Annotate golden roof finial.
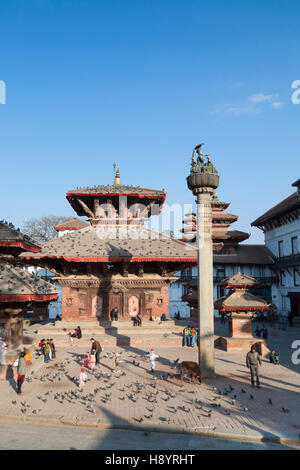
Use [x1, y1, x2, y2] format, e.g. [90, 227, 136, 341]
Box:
[113, 168, 122, 186]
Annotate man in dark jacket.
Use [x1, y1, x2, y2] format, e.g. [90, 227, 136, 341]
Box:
[246, 346, 262, 388]
[90, 338, 102, 365]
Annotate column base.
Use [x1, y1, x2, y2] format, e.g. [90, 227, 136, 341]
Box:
[214, 336, 270, 358]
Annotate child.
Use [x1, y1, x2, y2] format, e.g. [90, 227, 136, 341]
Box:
[115, 353, 121, 371]
[83, 354, 89, 368]
[145, 349, 159, 373]
[79, 368, 87, 390]
[24, 349, 32, 366]
[89, 350, 96, 369]
[39, 339, 45, 356]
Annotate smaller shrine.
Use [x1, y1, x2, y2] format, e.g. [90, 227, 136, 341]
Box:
[0, 221, 59, 376]
[214, 273, 270, 354]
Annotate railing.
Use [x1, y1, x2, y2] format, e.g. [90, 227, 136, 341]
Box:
[274, 253, 300, 268]
[179, 274, 278, 285]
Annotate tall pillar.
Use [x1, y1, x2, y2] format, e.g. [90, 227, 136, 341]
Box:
[196, 190, 215, 376]
[187, 144, 219, 378]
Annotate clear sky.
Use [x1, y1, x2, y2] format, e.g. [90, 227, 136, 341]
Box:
[0, 0, 300, 243]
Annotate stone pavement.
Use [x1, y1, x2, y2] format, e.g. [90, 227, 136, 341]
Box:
[0, 321, 299, 448]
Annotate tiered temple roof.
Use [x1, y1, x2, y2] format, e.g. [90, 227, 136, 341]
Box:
[214, 273, 269, 312]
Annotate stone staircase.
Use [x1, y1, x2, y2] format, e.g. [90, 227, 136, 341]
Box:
[25, 320, 196, 348]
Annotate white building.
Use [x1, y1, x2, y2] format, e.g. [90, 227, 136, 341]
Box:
[252, 178, 300, 323]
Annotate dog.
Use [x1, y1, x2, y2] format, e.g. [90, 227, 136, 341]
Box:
[173, 359, 203, 386]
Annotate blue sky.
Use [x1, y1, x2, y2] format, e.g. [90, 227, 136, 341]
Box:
[0, 0, 300, 243]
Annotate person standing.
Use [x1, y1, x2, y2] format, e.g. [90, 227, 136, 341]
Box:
[90, 338, 102, 365]
[182, 327, 187, 347]
[0, 339, 7, 366]
[49, 339, 56, 359]
[44, 342, 50, 363]
[262, 325, 268, 341]
[246, 346, 262, 388]
[16, 352, 27, 395]
[191, 327, 197, 347]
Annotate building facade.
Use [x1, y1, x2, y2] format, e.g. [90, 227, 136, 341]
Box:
[252, 178, 300, 323]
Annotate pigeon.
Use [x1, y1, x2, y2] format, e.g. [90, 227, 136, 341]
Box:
[268, 398, 272, 405]
[241, 389, 246, 394]
[160, 416, 170, 422]
[32, 409, 41, 414]
[144, 414, 153, 419]
[281, 408, 290, 413]
[225, 410, 230, 415]
[12, 400, 17, 405]
[243, 407, 249, 412]
[136, 417, 143, 423]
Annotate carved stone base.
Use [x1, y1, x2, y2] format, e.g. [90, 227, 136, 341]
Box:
[214, 336, 269, 357]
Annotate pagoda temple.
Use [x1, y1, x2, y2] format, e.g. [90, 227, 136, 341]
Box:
[20, 170, 197, 322]
[180, 191, 250, 251]
[0, 221, 59, 375]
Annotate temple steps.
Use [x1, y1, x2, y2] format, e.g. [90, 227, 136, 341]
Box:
[27, 320, 196, 348]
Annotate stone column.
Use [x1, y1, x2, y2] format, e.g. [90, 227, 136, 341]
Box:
[187, 144, 219, 378]
[196, 190, 215, 377]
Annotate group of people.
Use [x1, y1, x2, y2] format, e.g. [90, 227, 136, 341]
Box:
[39, 339, 56, 363]
[182, 326, 198, 347]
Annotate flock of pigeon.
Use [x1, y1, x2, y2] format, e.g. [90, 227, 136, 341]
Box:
[9, 350, 292, 425]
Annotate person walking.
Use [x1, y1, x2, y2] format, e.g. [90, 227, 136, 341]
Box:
[16, 352, 27, 395]
[90, 338, 102, 365]
[246, 346, 262, 388]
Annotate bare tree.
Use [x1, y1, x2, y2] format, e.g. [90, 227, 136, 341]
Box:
[22, 215, 71, 243]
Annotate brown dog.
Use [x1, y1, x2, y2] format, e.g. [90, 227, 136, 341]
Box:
[179, 361, 203, 386]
